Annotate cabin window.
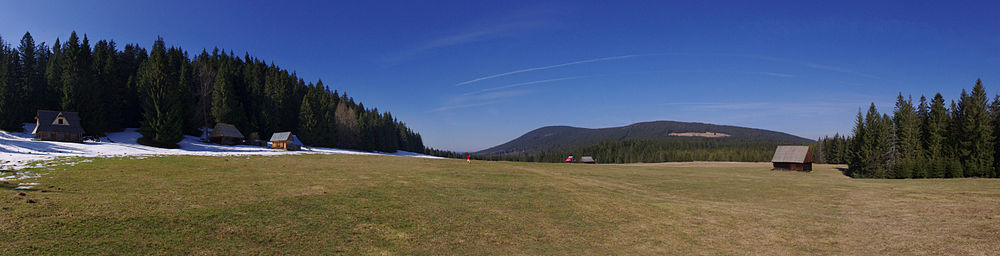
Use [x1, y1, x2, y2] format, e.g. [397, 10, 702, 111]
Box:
[52, 117, 69, 126]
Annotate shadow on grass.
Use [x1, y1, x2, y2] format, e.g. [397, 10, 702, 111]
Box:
[836, 167, 853, 178]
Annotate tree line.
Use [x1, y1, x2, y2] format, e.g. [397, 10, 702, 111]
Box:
[427, 138, 791, 163]
[0, 31, 423, 152]
[813, 133, 849, 164]
[835, 79, 1000, 178]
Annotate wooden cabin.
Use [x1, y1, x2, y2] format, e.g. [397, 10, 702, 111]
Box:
[771, 146, 813, 171]
[208, 123, 245, 145]
[580, 156, 596, 164]
[269, 132, 301, 151]
[32, 110, 85, 143]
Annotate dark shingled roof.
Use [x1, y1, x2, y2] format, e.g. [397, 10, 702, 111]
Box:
[771, 146, 810, 163]
[33, 110, 85, 134]
[209, 123, 245, 139]
[270, 132, 293, 142]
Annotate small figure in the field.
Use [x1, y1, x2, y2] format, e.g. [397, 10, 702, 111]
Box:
[467, 155, 471, 163]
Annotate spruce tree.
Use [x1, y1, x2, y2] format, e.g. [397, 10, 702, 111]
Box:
[19, 32, 45, 122]
[135, 37, 184, 147]
[923, 94, 949, 178]
[892, 93, 921, 178]
[848, 109, 866, 177]
[59, 32, 82, 112]
[990, 95, 1000, 178]
[0, 35, 24, 131]
[211, 59, 246, 128]
[45, 38, 63, 111]
[953, 81, 993, 177]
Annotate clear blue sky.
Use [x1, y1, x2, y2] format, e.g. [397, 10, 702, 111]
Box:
[2, 0, 998, 152]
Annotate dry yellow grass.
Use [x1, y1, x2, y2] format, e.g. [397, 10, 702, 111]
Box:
[1, 155, 998, 255]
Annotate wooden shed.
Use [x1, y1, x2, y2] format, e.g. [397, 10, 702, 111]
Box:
[209, 123, 245, 145]
[771, 146, 813, 171]
[269, 132, 301, 151]
[32, 110, 85, 143]
[580, 156, 596, 164]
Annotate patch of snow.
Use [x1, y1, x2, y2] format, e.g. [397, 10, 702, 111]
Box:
[1, 123, 442, 170]
[14, 186, 33, 190]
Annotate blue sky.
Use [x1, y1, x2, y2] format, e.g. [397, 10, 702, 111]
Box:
[2, 0, 998, 152]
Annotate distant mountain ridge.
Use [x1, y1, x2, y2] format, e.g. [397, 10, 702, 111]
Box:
[475, 121, 813, 155]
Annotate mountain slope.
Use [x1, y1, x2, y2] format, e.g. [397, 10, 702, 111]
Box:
[476, 121, 813, 155]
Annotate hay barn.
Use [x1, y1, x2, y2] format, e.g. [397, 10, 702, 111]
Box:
[771, 145, 812, 171]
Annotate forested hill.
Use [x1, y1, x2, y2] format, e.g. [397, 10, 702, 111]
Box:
[0, 31, 423, 152]
[476, 121, 813, 155]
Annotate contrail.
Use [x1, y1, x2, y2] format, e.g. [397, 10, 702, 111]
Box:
[455, 54, 640, 86]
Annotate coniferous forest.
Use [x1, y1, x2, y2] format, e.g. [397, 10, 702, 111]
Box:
[0, 31, 423, 152]
[824, 79, 1000, 178]
[427, 138, 789, 163]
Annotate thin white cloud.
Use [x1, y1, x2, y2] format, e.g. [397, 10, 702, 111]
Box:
[465, 76, 588, 95]
[718, 53, 880, 79]
[382, 21, 546, 65]
[455, 55, 640, 86]
[432, 89, 534, 113]
[429, 101, 503, 113]
[379, 4, 565, 65]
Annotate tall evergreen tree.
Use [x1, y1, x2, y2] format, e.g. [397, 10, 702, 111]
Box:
[135, 37, 184, 146]
[923, 94, 949, 178]
[990, 95, 1000, 178]
[892, 93, 921, 178]
[19, 32, 46, 122]
[953, 81, 993, 177]
[0, 35, 24, 131]
[848, 109, 866, 177]
[211, 59, 246, 129]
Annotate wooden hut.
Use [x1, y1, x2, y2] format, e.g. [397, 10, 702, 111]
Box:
[269, 132, 301, 151]
[580, 156, 596, 164]
[771, 146, 813, 171]
[209, 123, 245, 145]
[32, 110, 85, 143]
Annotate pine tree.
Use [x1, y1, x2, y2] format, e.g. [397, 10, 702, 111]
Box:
[953, 81, 993, 177]
[848, 109, 866, 177]
[923, 94, 949, 178]
[0, 35, 24, 131]
[44, 38, 63, 111]
[892, 93, 921, 178]
[947, 99, 965, 178]
[59, 32, 82, 112]
[990, 95, 1000, 178]
[20, 32, 46, 122]
[135, 37, 184, 147]
[211, 59, 246, 128]
[297, 83, 324, 146]
[334, 99, 360, 149]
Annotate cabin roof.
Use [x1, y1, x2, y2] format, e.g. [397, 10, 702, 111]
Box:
[34, 110, 85, 134]
[209, 123, 244, 139]
[771, 146, 811, 163]
[270, 132, 293, 142]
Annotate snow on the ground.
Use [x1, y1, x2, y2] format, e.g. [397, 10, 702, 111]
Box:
[1, 123, 441, 172]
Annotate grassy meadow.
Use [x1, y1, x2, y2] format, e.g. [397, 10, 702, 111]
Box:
[2, 155, 999, 255]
